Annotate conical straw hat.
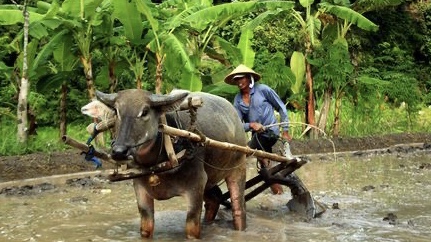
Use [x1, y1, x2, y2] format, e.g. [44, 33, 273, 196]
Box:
[224, 64, 261, 85]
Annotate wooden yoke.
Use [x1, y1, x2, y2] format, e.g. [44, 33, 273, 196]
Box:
[160, 113, 178, 167]
[162, 95, 204, 168]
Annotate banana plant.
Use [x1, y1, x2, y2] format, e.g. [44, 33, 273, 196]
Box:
[1, 0, 121, 142]
[0, 0, 110, 97]
[123, 0, 296, 93]
[234, 6, 300, 102]
[288, 0, 381, 138]
[311, 0, 397, 136]
[33, 0, 114, 99]
[183, 0, 294, 96]
[288, 0, 322, 138]
[0, 1, 54, 142]
[61, 0, 111, 99]
[35, 31, 79, 137]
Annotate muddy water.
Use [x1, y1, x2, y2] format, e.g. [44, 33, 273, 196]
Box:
[1, 152, 431, 241]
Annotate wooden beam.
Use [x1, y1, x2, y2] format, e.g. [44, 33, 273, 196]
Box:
[158, 124, 300, 164]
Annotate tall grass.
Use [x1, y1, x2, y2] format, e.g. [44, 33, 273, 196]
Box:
[339, 102, 431, 136]
[0, 122, 92, 156]
[286, 103, 431, 139]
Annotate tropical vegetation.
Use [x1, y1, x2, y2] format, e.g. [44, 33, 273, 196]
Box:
[1, 0, 431, 155]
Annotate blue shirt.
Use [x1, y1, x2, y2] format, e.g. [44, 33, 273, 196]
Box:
[233, 83, 289, 137]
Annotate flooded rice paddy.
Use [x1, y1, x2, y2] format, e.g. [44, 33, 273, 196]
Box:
[1, 151, 431, 241]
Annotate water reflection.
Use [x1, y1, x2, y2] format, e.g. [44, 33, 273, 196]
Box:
[1, 152, 430, 241]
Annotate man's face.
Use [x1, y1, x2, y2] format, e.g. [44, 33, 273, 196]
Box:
[235, 76, 250, 90]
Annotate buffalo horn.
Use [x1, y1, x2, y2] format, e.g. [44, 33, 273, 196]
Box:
[150, 92, 189, 112]
[95, 90, 117, 107]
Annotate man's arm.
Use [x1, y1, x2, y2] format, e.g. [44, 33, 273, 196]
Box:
[233, 97, 251, 132]
[263, 86, 290, 132]
[281, 130, 292, 142]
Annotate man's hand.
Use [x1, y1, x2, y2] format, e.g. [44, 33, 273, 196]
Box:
[249, 122, 264, 133]
[282, 130, 292, 142]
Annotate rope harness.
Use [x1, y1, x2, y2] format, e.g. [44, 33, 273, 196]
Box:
[81, 124, 102, 168]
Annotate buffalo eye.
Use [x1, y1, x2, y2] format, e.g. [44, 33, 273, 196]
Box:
[138, 106, 150, 119]
[114, 108, 120, 120]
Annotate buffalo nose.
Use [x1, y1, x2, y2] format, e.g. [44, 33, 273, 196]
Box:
[111, 145, 129, 160]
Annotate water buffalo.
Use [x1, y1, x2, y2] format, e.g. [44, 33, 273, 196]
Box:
[95, 89, 247, 239]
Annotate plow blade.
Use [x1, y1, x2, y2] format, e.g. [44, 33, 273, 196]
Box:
[221, 160, 326, 219]
[286, 191, 326, 220]
[283, 173, 326, 219]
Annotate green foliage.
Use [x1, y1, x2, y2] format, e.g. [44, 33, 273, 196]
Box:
[163, 32, 201, 91]
[289, 51, 306, 95]
[363, 42, 422, 111]
[0, 5, 44, 25]
[319, 3, 379, 32]
[351, 0, 403, 13]
[112, 0, 144, 45]
[423, 78, 431, 105]
[0, 121, 90, 156]
[353, 39, 423, 128]
[360, 5, 428, 64]
[311, 40, 354, 93]
[384, 74, 422, 112]
[203, 82, 238, 101]
[337, 100, 431, 136]
[252, 11, 299, 59]
[0, 76, 17, 122]
[420, 2, 431, 62]
[254, 51, 295, 102]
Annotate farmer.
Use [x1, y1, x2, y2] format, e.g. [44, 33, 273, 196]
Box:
[224, 64, 292, 195]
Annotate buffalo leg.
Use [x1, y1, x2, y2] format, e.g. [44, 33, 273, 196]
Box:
[184, 189, 204, 239]
[203, 185, 223, 222]
[225, 170, 246, 231]
[133, 180, 155, 239]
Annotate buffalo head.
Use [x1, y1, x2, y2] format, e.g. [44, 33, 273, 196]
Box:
[96, 89, 189, 161]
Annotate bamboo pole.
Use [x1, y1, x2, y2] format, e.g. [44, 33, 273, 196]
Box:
[158, 124, 299, 164]
[62, 135, 118, 165]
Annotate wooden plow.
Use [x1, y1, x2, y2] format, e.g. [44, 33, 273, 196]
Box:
[159, 124, 326, 219]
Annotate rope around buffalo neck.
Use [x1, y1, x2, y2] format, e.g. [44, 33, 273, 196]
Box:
[196, 153, 248, 171]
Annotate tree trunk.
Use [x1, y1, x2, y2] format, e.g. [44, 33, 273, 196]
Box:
[305, 60, 317, 139]
[108, 60, 117, 93]
[332, 94, 342, 137]
[136, 76, 142, 90]
[27, 105, 37, 136]
[317, 86, 332, 136]
[59, 82, 67, 138]
[155, 53, 163, 94]
[17, 4, 29, 143]
[80, 55, 104, 146]
[80, 56, 95, 99]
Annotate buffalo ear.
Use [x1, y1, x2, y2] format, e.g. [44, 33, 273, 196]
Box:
[149, 91, 189, 113]
[95, 90, 117, 108]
